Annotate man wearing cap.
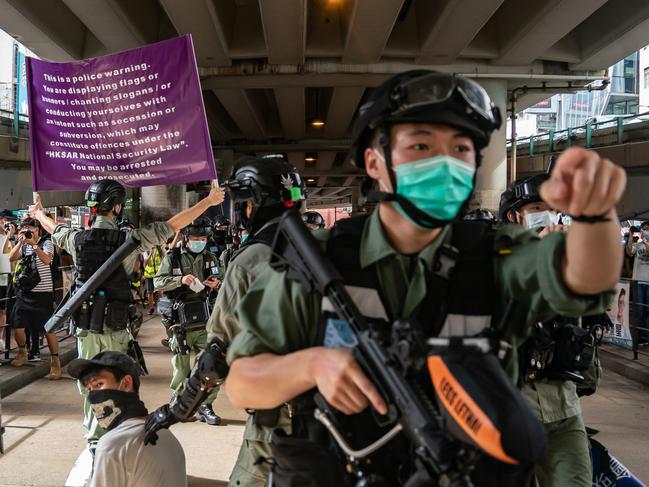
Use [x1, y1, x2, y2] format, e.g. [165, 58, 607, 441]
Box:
[69, 351, 186, 487]
[29, 178, 224, 447]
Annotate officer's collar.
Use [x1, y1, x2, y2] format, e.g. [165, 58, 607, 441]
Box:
[360, 208, 450, 271]
[92, 216, 118, 229]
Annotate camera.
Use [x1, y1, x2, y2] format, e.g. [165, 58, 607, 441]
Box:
[21, 230, 33, 240]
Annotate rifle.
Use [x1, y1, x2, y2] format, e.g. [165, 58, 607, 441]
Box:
[270, 210, 546, 486]
[45, 236, 140, 333]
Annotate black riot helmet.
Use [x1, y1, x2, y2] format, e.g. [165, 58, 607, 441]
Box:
[85, 179, 127, 213]
[182, 217, 212, 237]
[350, 70, 501, 168]
[224, 154, 306, 233]
[463, 208, 496, 223]
[302, 211, 325, 229]
[349, 70, 501, 229]
[213, 214, 230, 228]
[498, 174, 548, 222]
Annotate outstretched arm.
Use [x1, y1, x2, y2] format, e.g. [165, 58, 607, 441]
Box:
[540, 147, 626, 295]
[167, 183, 225, 233]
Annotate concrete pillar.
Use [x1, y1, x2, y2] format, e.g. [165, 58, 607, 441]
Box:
[473, 79, 508, 212]
[140, 184, 187, 225]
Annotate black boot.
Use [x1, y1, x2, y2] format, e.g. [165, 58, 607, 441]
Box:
[196, 404, 222, 426]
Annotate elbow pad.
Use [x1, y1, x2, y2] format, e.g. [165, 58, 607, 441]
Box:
[169, 336, 229, 421]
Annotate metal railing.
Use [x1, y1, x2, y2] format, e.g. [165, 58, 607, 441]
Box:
[508, 110, 649, 156]
[0, 266, 76, 363]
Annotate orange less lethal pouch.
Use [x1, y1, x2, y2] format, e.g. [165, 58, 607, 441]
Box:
[427, 351, 547, 465]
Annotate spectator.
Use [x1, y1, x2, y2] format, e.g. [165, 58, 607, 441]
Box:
[0, 216, 14, 329]
[626, 221, 649, 343]
[8, 218, 61, 379]
[622, 226, 637, 279]
[68, 351, 187, 487]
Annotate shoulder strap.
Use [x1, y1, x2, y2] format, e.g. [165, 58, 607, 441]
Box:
[326, 215, 374, 288]
[415, 220, 497, 337]
[230, 222, 280, 264]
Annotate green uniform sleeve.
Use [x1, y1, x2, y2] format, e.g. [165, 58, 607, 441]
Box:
[153, 253, 182, 293]
[227, 266, 320, 364]
[206, 261, 253, 344]
[496, 225, 614, 343]
[52, 225, 82, 259]
[131, 222, 175, 252]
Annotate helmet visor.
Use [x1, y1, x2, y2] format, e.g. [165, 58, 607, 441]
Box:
[392, 73, 498, 127]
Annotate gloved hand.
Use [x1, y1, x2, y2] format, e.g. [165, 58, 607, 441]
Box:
[144, 404, 179, 445]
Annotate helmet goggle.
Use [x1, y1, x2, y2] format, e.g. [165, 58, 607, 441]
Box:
[512, 174, 547, 201]
[224, 174, 305, 206]
[388, 73, 500, 129]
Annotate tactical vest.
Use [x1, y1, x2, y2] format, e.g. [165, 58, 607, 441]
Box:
[228, 222, 279, 267]
[165, 248, 219, 302]
[320, 215, 497, 344]
[286, 215, 502, 486]
[73, 228, 131, 303]
[143, 247, 163, 279]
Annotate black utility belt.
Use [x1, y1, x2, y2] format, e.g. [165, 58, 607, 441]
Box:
[522, 323, 596, 383]
[172, 321, 207, 333]
[74, 299, 132, 333]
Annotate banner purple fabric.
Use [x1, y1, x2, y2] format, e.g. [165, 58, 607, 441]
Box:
[26, 35, 216, 191]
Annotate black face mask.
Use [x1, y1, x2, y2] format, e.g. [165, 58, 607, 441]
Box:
[88, 389, 148, 431]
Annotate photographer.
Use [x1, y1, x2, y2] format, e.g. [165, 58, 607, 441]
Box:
[0, 213, 15, 329]
[7, 218, 61, 380]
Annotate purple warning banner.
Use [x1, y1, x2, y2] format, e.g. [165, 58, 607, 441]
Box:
[26, 35, 216, 191]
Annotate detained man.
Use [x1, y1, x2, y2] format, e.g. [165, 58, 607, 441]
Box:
[68, 351, 187, 487]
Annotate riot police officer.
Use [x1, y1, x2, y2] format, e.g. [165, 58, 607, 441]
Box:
[223, 71, 625, 485]
[144, 154, 306, 486]
[301, 211, 325, 230]
[500, 175, 594, 487]
[29, 179, 224, 447]
[154, 216, 222, 425]
[208, 214, 230, 257]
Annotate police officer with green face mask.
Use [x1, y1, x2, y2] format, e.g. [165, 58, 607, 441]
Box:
[143, 155, 307, 486]
[154, 217, 222, 426]
[222, 70, 625, 485]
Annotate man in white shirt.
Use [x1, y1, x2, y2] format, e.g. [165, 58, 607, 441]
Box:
[68, 351, 187, 487]
[625, 221, 649, 342]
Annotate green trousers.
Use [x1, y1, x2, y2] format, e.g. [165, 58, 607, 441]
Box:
[169, 328, 218, 403]
[535, 414, 592, 487]
[228, 408, 291, 487]
[76, 329, 131, 444]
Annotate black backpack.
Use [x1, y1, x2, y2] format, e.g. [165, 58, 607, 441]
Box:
[16, 252, 40, 291]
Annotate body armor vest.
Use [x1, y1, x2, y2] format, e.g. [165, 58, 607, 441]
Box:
[290, 215, 502, 486]
[74, 228, 131, 303]
[166, 248, 219, 302]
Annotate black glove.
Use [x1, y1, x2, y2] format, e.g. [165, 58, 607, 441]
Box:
[144, 404, 179, 446]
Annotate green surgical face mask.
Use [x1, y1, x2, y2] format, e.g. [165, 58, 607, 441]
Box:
[392, 155, 476, 223]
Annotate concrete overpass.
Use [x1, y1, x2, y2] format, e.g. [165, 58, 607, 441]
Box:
[1, 0, 649, 212]
[512, 113, 649, 217]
